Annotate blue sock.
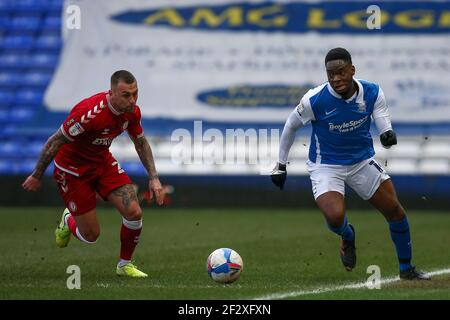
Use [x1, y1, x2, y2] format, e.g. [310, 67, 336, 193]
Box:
[327, 216, 355, 241]
[388, 216, 412, 271]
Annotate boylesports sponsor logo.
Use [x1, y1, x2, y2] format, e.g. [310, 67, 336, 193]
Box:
[328, 115, 369, 133]
[92, 137, 113, 146]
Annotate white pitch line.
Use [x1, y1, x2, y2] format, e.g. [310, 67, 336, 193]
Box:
[253, 267, 450, 300]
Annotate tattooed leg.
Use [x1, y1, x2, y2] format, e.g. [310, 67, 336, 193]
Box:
[108, 184, 144, 265]
[108, 184, 142, 221]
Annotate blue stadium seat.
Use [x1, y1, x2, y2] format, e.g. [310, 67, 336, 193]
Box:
[10, 107, 36, 122]
[34, 35, 61, 51]
[26, 139, 45, 157]
[0, 0, 13, 13]
[8, 161, 54, 175]
[0, 14, 11, 30]
[13, 12, 42, 19]
[19, 159, 37, 173]
[49, 0, 63, 14]
[0, 140, 23, 158]
[0, 108, 8, 122]
[0, 159, 13, 175]
[23, 71, 52, 87]
[15, 89, 43, 106]
[11, 0, 52, 13]
[8, 15, 42, 33]
[0, 54, 30, 69]
[41, 14, 61, 31]
[122, 162, 146, 176]
[0, 72, 22, 88]
[8, 160, 23, 175]
[0, 35, 34, 51]
[28, 53, 58, 69]
[0, 90, 15, 107]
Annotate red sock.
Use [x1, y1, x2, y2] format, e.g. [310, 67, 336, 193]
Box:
[120, 220, 142, 261]
[66, 214, 80, 240]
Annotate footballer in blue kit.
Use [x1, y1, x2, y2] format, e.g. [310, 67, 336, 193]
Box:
[271, 48, 430, 280]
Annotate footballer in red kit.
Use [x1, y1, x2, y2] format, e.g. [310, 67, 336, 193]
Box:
[55, 91, 143, 215]
[23, 70, 164, 278]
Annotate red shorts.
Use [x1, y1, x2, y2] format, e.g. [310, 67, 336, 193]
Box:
[53, 158, 133, 216]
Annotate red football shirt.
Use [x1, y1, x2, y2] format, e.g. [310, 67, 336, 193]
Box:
[54, 91, 144, 177]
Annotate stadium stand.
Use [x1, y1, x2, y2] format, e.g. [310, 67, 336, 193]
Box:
[0, 0, 448, 182]
[0, 0, 62, 172]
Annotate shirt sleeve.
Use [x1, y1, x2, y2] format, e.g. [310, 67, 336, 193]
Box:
[278, 97, 315, 164]
[372, 87, 393, 134]
[278, 97, 315, 165]
[127, 106, 144, 139]
[60, 109, 91, 142]
[297, 95, 316, 125]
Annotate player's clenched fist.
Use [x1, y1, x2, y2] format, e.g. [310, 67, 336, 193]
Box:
[22, 175, 42, 192]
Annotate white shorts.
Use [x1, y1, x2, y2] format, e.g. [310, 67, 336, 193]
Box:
[307, 157, 390, 201]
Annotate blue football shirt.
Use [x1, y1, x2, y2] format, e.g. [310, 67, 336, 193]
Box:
[297, 79, 381, 165]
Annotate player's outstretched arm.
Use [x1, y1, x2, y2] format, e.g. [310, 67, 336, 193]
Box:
[22, 129, 69, 192]
[270, 108, 304, 190]
[130, 134, 165, 205]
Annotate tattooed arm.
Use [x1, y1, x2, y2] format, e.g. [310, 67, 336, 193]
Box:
[130, 134, 158, 179]
[129, 134, 165, 205]
[22, 129, 69, 192]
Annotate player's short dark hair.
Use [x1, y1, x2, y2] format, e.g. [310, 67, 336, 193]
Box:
[111, 70, 136, 86]
[325, 48, 352, 65]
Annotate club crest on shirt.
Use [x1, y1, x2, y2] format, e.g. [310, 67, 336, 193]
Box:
[68, 122, 84, 137]
[357, 101, 366, 113]
[122, 121, 129, 130]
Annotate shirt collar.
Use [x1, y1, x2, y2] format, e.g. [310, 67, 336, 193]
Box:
[106, 91, 122, 115]
[327, 78, 364, 103]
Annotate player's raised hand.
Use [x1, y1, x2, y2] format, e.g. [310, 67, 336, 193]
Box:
[149, 177, 165, 206]
[270, 162, 287, 190]
[22, 174, 42, 192]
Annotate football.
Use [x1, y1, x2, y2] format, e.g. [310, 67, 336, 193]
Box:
[206, 248, 244, 283]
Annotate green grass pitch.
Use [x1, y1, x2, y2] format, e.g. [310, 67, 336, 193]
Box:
[1, 207, 449, 300]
